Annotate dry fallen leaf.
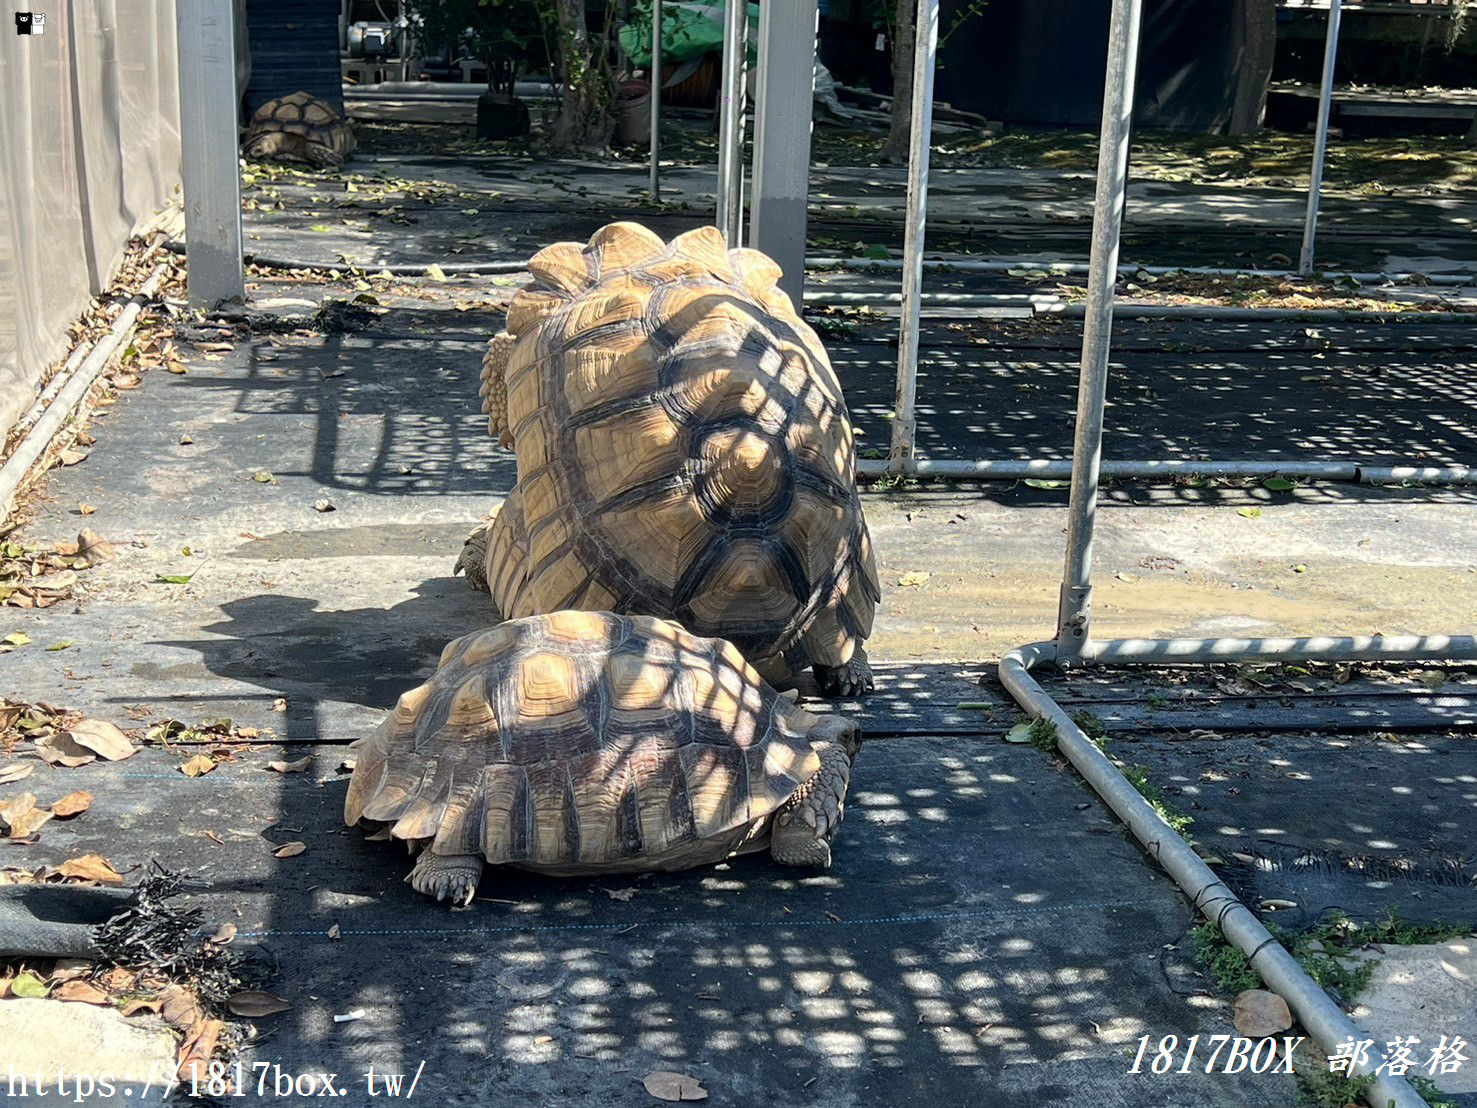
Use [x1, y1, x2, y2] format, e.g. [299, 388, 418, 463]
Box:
[58, 448, 88, 466]
[179, 754, 216, 777]
[266, 757, 312, 774]
[37, 731, 97, 768]
[0, 792, 54, 839]
[66, 718, 136, 761]
[897, 571, 931, 587]
[56, 854, 124, 885]
[76, 528, 116, 562]
[327, 923, 341, 940]
[272, 697, 288, 712]
[176, 1016, 224, 1085]
[1232, 989, 1293, 1038]
[642, 1071, 708, 1102]
[52, 979, 111, 1006]
[209, 923, 238, 946]
[48, 791, 93, 819]
[49, 957, 94, 981]
[120, 997, 163, 1017]
[0, 763, 34, 785]
[273, 841, 306, 858]
[226, 990, 292, 1017]
[78, 503, 97, 516]
[605, 888, 637, 902]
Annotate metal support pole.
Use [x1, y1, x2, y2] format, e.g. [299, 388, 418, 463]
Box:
[649, 0, 662, 202]
[749, 0, 820, 304]
[716, 0, 749, 245]
[1054, 0, 1143, 665]
[1299, 0, 1342, 276]
[175, 0, 245, 308]
[888, 0, 939, 475]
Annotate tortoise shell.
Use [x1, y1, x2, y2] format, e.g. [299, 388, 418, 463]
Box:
[242, 91, 355, 166]
[479, 223, 880, 678]
[344, 611, 827, 873]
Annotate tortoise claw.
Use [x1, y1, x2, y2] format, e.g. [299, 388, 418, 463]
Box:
[812, 650, 873, 698]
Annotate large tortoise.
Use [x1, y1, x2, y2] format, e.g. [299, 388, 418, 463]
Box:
[344, 611, 861, 905]
[242, 91, 355, 167]
[458, 223, 880, 697]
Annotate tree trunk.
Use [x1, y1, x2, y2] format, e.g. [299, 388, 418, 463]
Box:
[1229, 0, 1277, 136]
[549, 0, 614, 150]
[879, 0, 914, 164]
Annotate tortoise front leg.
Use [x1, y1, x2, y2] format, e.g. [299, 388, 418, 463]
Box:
[812, 647, 873, 699]
[407, 850, 483, 907]
[800, 594, 874, 698]
[769, 739, 853, 869]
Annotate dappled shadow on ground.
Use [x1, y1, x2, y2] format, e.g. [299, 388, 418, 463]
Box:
[164, 312, 515, 499]
[48, 739, 1280, 1105]
[837, 322, 1477, 474]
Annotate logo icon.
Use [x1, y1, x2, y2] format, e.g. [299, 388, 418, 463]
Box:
[14, 11, 44, 35]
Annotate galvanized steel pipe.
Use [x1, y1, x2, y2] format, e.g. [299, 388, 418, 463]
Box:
[887, 0, 940, 476]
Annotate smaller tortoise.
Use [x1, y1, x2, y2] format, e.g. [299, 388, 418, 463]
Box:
[345, 611, 861, 906]
[242, 91, 355, 168]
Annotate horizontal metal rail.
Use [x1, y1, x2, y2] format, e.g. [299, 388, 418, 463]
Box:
[855, 457, 1476, 485]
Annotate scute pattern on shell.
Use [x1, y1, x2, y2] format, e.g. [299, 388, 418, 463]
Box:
[482, 223, 880, 676]
[242, 91, 355, 166]
[344, 612, 824, 871]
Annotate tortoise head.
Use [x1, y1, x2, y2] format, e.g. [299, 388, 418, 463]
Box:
[809, 713, 862, 761]
[778, 689, 861, 761]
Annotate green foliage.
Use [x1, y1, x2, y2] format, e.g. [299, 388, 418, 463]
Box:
[1369, 906, 1473, 947]
[1190, 922, 1262, 994]
[1410, 1076, 1459, 1108]
[1121, 765, 1193, 833]
[1294, 1068, 1373, 1108]
[1070, 710, 1108, 749]
[1027, 715, 1059, 753]
[406, 0, 550, 90]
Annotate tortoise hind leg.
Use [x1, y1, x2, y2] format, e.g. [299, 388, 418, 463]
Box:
[408, 850, 483, 907]
[455, 490, 529, 619]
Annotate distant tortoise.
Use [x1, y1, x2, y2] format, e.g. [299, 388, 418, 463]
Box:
[242, 91, 355, 167]
[344, 611, 862, 906]
[457, 222, 880, 697]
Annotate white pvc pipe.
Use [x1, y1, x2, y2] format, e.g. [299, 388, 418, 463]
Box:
[0, 266, 168, 514]
[10, 342, 94, 441]
[999, 640, 1429, 1108]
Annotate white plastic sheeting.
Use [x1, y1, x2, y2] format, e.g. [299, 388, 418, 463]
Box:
[0, 0, 183, 435]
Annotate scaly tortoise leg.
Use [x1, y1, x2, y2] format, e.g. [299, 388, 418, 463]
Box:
[812, 647, 873, 699]
[800, 589, 874, 698]
[454, 490, 529, 619]
[770, 737, 854, 869]
[455, 521, 495, 594]
[407, 850, 483, 907]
